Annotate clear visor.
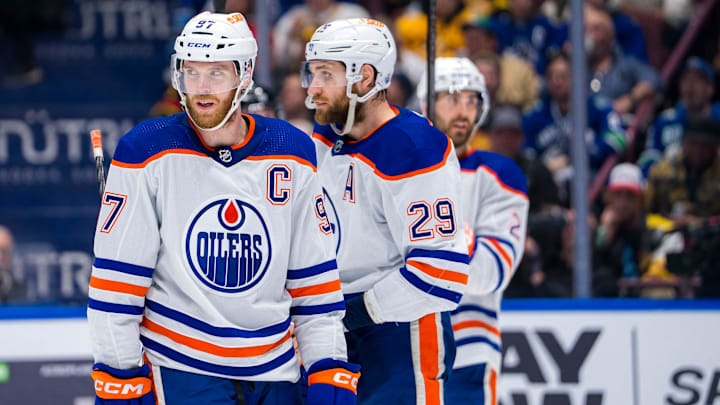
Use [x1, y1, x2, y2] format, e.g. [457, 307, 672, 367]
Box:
[300, 61, 349, 89]
[172, 55, 241, 95]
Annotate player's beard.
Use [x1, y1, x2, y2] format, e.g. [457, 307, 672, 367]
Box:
[186, 92, 235, 129]
[313, 93, 365, 128]
[437, 117, 474, 149]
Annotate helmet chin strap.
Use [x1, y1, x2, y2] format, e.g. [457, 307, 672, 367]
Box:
[329, 79, 380, 136]
[181, 79, 253, 132]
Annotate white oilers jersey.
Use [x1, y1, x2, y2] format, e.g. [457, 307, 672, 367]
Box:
[88, 113, 346, 382]
[452, 149, 529, 371]
[312, 106, 469, 323]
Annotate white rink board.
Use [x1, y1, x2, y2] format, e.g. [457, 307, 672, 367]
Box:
[498, 303, 720, 405]
[0, 317, 91, 360]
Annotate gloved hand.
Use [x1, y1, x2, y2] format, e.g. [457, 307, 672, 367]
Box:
[306, 358, 361, 405]
[91, 363, 154, 405]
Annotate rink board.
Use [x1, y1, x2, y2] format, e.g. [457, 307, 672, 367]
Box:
[0, 300, 718, 405]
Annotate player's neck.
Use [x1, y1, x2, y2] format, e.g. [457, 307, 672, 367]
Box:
[196, 111, 248, 148]
[455, 143, 469, 159]
[347, 101, 396, 140]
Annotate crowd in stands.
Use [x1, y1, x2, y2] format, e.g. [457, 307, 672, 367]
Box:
[4, 0, 720, 301]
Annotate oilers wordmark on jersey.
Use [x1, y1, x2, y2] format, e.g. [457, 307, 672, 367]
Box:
[185, 197, 271, 293]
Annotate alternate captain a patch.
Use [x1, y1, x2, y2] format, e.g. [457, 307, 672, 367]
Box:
[184, 197, 272, 293]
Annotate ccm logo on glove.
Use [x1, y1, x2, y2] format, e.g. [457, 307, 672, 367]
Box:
[92, 371, 152, 399]
[309, 368, 360, 393]
[333, 371, 359, 388]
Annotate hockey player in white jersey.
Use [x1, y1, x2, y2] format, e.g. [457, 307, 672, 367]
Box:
[88, 11, 360, 405]
[417, 57, 529, 405]
[303, 19, 470, 405]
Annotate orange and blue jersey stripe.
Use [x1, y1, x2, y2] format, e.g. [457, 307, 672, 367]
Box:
[402, 249, 470, 305]
[286, 259, 345, 316]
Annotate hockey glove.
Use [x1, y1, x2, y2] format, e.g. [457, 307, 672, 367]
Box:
[307, 358, 361, 405]
[91, 363, 154, 405]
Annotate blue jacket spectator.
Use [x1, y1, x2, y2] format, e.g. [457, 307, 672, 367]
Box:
[523, 52, 625, 203]
[491, 0, 565, 74]
[611, 11, 649, 63]
[639, 57, 720, 176]
[523, 97, 626, 170]
[556, 6, 649, 63]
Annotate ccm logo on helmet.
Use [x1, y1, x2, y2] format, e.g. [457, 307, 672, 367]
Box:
[95, 380, 146, 396]
[187, 42, 211, 48]
[333, 371, 359, 389]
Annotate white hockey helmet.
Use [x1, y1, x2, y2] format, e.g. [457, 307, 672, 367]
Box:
[302, 18, 397, 135]
[171, 11, 258, 131]
[417, 57, 490, 130]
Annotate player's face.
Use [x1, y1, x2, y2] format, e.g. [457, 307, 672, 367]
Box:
[435, 90, 479, 148]
[183, 61, 239, 128]
[305, 61, 351, 125]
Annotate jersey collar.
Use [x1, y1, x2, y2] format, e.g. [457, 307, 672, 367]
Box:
[186, 113, 265, 166]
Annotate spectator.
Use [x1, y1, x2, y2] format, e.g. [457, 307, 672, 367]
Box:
[0, 226, 27, 303]
[585, 4, 662, 117]
[485, 106, 571, 298]
[523, 52, 626, 205]
[487, 106, 561, 213]
[639, 57, 720, 176]
[547, 0, 649, 62]
[395, 0, 481, 60]
[646, 117, 720, 222]
[491, 0, 565, 74]
[272, 0, 370, 73]
[279, 72, 314, 134]
[463, 18, 540, 110]
[593, 164, 648, 296]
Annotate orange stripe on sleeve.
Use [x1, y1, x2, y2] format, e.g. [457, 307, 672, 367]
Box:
[111, 149, 208, 169]
[141, 318, 291, 358]
[485, 239, 513, 270]
[406, 260, 468, 285]
[287, 279, 342, 298]
[90, 276, 149, 297]
[451, 320, 500, 336]
[418, 313, 442, 405]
